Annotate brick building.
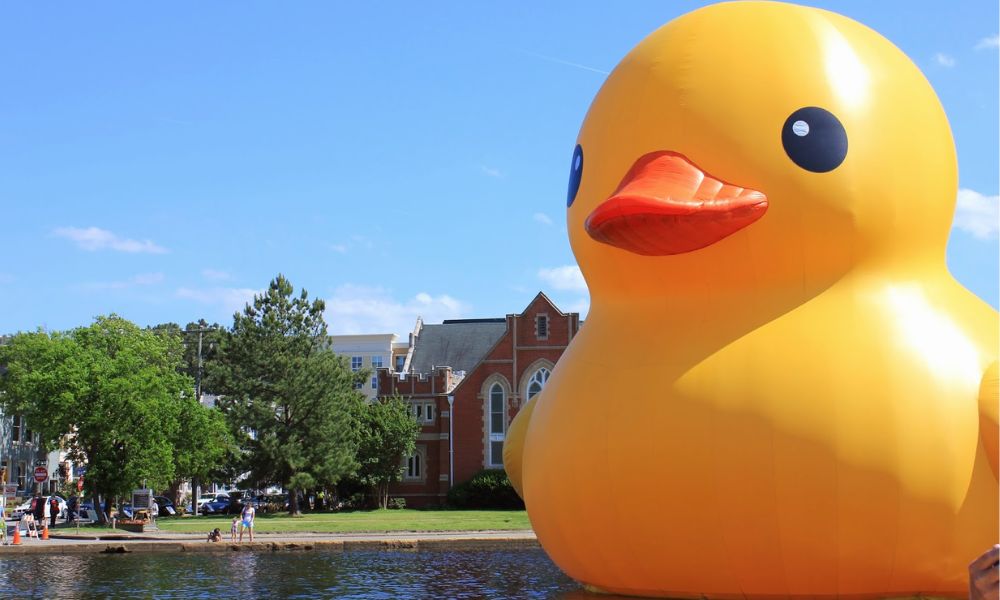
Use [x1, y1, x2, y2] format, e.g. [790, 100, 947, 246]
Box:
[376, 292, 580, 507]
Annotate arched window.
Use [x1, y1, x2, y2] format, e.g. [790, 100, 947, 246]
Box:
[489, 383, 505, 466]
[526, 368, 550, 400]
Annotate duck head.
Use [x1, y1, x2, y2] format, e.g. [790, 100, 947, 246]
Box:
[567, 2, 957, 301]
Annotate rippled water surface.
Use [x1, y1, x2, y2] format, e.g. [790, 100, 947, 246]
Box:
[0, 549, 590, 599]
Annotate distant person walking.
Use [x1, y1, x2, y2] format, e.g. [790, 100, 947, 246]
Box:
[32, 494, 44, 524]
[49, 496, 58, 528]
[239, 502, 255, 543]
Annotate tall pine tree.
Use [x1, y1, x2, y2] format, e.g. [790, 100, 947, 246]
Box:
[216, 274, 365, 515]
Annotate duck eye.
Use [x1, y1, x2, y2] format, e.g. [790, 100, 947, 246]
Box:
[567, 144, 584, 207]
[781, 107, 847, 173]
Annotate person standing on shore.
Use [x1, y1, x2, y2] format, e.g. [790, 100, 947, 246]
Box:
[48, 496, 58, 528]
[238, 502, 255, 543]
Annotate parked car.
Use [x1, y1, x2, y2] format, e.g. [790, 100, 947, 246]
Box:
[201, 496, 231, 514]
[224, 491, 260, 515]
[10, 495, 68, 520]
[153, 496, 177, 516]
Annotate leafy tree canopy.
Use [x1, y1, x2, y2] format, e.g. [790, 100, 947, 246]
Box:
[0, 315, 204, 521]
[354, 395, 420, 509]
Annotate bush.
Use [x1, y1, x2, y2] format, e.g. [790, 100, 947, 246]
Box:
[387, 497, 406, 510]
[446, 469, 524, 510]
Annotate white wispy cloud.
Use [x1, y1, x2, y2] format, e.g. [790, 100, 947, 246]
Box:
[538, 265, 590, 319]
[953, 188, 999, 239]
[54, 226, 167, 254]
[82, 272, 165, 291]
[562, 296, 591, 317]
[538, 265, 588, 293]
[201, 269, 233, 281]
[934, 53, 956, 67]
[481, 165, 503, 178]
[327, 235, 373, 254]
[520, 50, 609, 75]
[533, 212, 553, 226]
[325, 284, 468, 336]
[976, 34, 999, 50]
[176, 286, 261, 316]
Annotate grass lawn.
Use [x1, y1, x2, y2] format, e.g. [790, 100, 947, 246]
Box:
[69, 510, 531, 534]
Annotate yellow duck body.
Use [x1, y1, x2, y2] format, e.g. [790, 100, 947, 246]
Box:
[504, 2, 999, 598]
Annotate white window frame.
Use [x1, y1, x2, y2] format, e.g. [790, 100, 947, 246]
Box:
[351, 356, 363, 372]
[526, 367, 550, 401]
[371, 355, 383, 369]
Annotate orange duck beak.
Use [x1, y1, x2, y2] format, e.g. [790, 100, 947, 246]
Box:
[585, 151, 768, 255]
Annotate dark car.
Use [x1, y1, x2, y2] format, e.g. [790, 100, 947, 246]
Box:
[153, 496, 177, 516]
[224, 491, 260, 515]
[201, 496, 230, 514]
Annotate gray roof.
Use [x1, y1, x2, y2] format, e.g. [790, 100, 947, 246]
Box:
[409, 321, 507, 374]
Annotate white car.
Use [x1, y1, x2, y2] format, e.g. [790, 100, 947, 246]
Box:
[9, 495, 68, 520]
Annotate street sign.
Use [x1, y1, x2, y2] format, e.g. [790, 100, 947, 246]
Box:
[33, 466, 48, 483]
[2, 484, 16, 499]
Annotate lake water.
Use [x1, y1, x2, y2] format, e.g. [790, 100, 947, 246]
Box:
[0, 548, 604, 599]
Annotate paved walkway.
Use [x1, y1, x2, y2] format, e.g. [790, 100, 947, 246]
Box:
[0, 527, 540, 555]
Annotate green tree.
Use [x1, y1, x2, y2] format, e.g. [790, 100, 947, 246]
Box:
[0, 316, 191, 523]
[354, 395, 420, 509]
[215, 274, 366, 515]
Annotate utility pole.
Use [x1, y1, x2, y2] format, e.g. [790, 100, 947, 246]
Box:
[183, 325, 215, 518]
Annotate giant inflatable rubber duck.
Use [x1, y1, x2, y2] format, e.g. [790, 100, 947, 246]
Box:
[504, 2, 999, 598]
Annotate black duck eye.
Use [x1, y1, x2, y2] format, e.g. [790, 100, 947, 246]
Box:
[781, 107, 848, 173]
[567, 144, 583, 207]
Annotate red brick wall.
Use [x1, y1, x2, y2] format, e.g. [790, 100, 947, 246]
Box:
[379, 293, 579, 507]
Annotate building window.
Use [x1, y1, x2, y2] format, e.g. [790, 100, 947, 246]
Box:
[395, 355, 405, 372]
[527, 367, 551, 401]
[371, 356, 383, 369]
[16, 463, 26, 491]
[371, 376, 378, 390]
[354, 380, 363, 390]
[351, 356, 362, 372]
[11, 415, 20, 442]
[411, 403, 434, 423]
[408, 454, 421, 478]
[403, 446, 427, 480]
[489, 383, 505, 466]
[536, 315, 548, 339]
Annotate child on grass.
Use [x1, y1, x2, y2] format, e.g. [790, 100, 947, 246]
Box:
[230, 516, 239, 542]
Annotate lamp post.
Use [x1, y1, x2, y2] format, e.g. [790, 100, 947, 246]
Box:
[447, 395, 455, 488]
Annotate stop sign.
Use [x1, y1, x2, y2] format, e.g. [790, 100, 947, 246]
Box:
[33, 466, 48, 483]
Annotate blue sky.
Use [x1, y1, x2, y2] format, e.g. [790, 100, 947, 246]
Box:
[2, 1, 997, 336]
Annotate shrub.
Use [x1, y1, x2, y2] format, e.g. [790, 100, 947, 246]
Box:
[446, 469, 524, 510]
[387, 497, 406, 510]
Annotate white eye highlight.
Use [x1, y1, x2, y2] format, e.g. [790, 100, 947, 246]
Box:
[792, 120, 810, 137]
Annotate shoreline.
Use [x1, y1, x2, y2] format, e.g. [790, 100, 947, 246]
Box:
[0, 529, 540, 555]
